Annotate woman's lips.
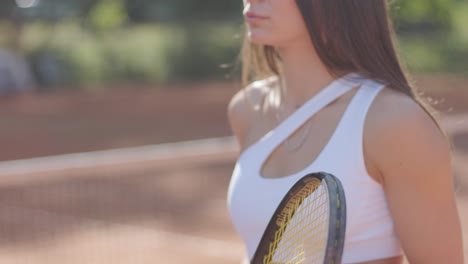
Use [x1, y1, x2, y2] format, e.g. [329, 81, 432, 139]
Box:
[245, 12, 268, 24]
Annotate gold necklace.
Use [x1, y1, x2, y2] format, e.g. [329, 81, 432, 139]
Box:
[275, 105, 312, 152]
[274, 81, 312, 152]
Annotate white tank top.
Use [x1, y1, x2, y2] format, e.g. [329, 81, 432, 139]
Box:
[226, 73, 403, 263]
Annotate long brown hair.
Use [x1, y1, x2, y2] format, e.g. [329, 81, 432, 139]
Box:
[240, 0, 445, 134]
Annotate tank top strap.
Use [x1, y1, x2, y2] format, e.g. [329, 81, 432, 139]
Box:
[344, 79, 386, 147]
[351, 79, 387, 129]
[318, 78, 386, 164]
[258, 73, 365, 157]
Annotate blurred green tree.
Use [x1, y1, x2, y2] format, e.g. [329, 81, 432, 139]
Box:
[0, 0, 456, 31]
[88, 0, 128, 30]
[0, 0, 465, 86]
[391, 0, 455, 33]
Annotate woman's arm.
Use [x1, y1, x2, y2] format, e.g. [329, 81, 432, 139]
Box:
[369, 93, 464, 263]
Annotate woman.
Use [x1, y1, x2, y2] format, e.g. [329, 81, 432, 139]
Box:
[226, 0, 464, 263]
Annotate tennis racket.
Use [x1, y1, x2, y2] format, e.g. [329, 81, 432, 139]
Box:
[250, 172, 346, 264]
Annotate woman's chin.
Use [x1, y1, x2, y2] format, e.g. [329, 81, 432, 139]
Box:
[246, 31, 275, 46]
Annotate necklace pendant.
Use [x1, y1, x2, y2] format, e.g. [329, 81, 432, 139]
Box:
[284, 124, 310, 152]
[275, 111, 311, 153]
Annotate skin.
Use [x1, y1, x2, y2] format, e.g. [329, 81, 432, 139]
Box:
[229, 0, 465, 263]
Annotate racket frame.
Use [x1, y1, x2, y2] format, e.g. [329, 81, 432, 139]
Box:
[250, 172, 347, 264]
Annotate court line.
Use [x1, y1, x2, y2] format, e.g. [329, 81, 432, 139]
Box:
[0, 113, 465, 262]
[0, 136, 238, 176]
[0, 113, 466, 177]
[0, 137, 245, 261]
[0, 204, 244, 261]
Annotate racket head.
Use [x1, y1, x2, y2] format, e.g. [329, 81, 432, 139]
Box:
[250, 172, 346, 264]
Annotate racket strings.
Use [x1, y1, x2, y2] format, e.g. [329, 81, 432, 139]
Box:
[264, 180, 330, 264]
[277, 187, 328, 263]
[265, 183, 319, 260]
[265, 180, 322, 258]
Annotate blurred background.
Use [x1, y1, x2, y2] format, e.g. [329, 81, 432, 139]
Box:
[0, 0, 466, 263]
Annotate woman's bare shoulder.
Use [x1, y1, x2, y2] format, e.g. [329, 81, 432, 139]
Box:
[365, 87, 463, 263]
[366, 86, 443, 140]
[365, 86, 449, 178]
[227, 76, 277, 148]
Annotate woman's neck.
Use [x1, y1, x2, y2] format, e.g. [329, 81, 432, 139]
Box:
[276, 40, 334, 108]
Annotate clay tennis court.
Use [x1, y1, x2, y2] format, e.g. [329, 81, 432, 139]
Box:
[0, 74, 467, 263]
